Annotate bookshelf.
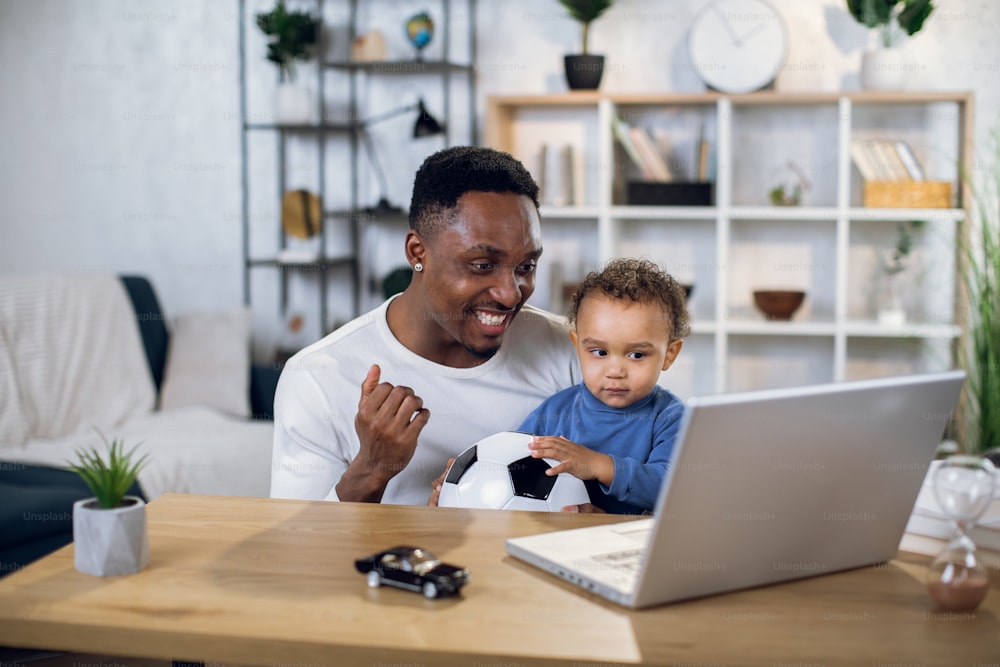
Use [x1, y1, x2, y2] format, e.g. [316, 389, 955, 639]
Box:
[485, 92, 973, 398]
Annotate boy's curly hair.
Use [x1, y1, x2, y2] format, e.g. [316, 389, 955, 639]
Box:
[568, 258, 691, 340]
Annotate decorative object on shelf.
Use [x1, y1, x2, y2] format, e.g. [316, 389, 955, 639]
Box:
[281, 189, 321, 239]
[877, 219, 922, 326]
[752, 289, 806, 321]
[681, 283, 694, 302]
[926, 455, 996, 611]
[256, 1, 320, 124]
[351, 29, 386, 62]
[357, 98, 445, 215]
[687, 0, 788, 93]
[69, 436, 150, 577]
[768, 161, 811, 207]
[405, 11, 435, 60]
[959, 122, 1000, 455]
[846, 0, 935, 90]
[558, 0, 615, 90]
[627, 181, 713, 207]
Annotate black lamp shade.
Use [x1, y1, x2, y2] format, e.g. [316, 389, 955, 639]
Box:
[413, 99, 445, 138]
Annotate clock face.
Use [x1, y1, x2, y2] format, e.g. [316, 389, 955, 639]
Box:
[688, 0, 788, 94]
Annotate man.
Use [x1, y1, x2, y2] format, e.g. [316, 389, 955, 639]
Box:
[270, 146, 580, 505]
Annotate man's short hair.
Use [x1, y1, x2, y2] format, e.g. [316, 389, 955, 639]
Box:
[569, 258, 692, 340]
[409, 146, 540, 238]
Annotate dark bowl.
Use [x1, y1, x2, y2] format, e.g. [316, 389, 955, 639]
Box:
[753, 290, 806, 320]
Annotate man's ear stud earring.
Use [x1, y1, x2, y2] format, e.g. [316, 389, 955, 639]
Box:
[414, 262, 423, 272]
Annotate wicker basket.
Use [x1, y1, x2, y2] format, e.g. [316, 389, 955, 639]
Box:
[863, 181, 952, 208]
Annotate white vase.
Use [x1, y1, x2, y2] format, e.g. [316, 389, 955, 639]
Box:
[275, 83, 314, 125]
[73, 496, 150, 577]
[861, 49, 906, 91]
[877, 271, 907, 326]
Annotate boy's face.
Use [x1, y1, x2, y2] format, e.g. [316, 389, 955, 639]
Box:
[569, 294, 683, 409]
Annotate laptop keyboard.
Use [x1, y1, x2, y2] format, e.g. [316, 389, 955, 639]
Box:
[591, 548, 644, 573]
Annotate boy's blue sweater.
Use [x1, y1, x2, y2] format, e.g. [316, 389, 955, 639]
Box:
[518, 383, 685, 514]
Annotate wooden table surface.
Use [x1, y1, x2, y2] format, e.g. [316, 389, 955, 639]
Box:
[1, 493, 998, 666]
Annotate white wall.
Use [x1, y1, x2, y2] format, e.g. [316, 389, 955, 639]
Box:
[1, 0, 997, 360]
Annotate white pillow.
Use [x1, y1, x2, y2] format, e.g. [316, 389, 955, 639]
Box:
[159, 309, 251, 418]
[0, 326, 30, 447]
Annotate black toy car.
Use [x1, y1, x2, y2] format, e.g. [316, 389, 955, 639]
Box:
[355, 545, 470, 599]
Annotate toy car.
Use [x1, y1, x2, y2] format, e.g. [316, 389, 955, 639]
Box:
[355, 545, 470, 599]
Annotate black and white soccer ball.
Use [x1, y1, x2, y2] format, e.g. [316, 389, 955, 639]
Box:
[437, 431, 591, 511]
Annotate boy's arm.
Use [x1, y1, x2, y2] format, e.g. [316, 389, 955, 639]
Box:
[602, 400, 686, 511]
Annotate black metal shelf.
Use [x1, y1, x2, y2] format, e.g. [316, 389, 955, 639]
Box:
[239, 0, 477, 338]
[324, 60, 473, 73]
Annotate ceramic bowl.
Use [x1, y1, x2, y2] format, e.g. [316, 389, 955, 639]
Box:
[753, 290, 806, 320]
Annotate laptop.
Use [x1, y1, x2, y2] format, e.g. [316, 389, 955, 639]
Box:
[506, 370, 965, 608]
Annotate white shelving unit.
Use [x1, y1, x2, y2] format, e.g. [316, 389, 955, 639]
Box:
[486, 92, 972, 398]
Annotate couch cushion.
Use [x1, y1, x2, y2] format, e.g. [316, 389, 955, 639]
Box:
[0, 327, 30, 447]
[159, 308, 252, 418]
[0, 274, 156, 441]
[119, 275, 170, 392]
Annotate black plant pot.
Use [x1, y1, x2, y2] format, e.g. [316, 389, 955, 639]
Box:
[564, 55, 604, 90]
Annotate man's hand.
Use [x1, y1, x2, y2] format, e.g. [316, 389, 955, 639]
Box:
[528, 435, 614, 487]
[336, 364, 430, 502]
[561, 503, 606, 513]
[428, 457, 455, 506]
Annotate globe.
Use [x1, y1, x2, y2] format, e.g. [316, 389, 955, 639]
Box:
[405, 11, 434, 58]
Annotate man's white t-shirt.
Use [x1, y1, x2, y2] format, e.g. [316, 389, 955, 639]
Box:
[270, 297, 580, 505]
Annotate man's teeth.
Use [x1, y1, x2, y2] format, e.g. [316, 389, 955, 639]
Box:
[476, 311, 507, 326]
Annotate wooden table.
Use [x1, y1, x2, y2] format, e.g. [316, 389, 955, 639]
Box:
[1, 494, 998, 666]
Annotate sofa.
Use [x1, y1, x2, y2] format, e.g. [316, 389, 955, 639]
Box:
[0, 274, 280, 574]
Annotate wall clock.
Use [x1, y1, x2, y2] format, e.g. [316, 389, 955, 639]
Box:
[688, 0, 789, 94]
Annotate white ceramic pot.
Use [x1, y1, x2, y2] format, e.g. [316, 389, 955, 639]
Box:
[73, 496, 150, 577]
[275, 83, 314, 125]
[861, 49, 906, 91]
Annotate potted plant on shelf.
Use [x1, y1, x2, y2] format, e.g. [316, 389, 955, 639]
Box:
[558, 0, 615, 90]
[256, 1, 321, 124]
[846, 0, 935, 90]
[877, 219, 922, 326]
[959, 123, 1000, 460]
[69, 437, 150, 577]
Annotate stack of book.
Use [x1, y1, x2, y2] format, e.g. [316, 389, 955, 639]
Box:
[850, 139, 951, 208]
[898, 460, 1000, 566]
[850, 139, 926, 182]
[613, 115, 713, 206]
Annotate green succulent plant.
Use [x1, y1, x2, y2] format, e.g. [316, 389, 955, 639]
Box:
[256, 1, 320, 82]
[69, 436, 148, 509]
[558, 0, 615, 54]
[846, 0, 935, 48]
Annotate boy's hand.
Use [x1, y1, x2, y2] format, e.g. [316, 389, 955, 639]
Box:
[528, 436, 614, 488]
[428, 458, 455, 506]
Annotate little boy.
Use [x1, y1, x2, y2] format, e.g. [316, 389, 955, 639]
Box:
[520, 257, 690, 514]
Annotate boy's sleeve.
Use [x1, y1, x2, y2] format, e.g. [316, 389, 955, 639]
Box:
[517, 401, 547, 435]
[602, 398, 686, 512]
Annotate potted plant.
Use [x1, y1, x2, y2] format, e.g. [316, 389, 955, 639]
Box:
[69, 437, 149, 576]
[846, 0, 935, 90]
[256, 1, 321, 124]
[959, 123, 1000, 459]
[877, 219, 923, 325]
[558, 0, 615, 90]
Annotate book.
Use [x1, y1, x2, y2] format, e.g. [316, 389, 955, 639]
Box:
[611, 115, 649, 178]
[697, 135, 710, 182]
[850, 139, 878, 181]
[873, 139, 912, 181]
[894, 140, 926, 181]
[628, 126, 672, 182]
[535, 143, 548, 205]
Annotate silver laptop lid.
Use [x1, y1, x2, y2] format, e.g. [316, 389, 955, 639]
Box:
[633, 370, 965, 607]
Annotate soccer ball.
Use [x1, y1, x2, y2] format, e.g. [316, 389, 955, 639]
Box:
[438, 431, 591, 511]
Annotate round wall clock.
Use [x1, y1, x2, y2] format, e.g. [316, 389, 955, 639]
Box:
[688, 0, 789, 94]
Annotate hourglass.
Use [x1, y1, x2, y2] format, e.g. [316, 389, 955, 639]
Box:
[926, 455, 997, 611]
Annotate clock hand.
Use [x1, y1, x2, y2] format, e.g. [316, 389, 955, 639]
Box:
[736, 21, 768, 45]
[712, 5, 742, 46]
